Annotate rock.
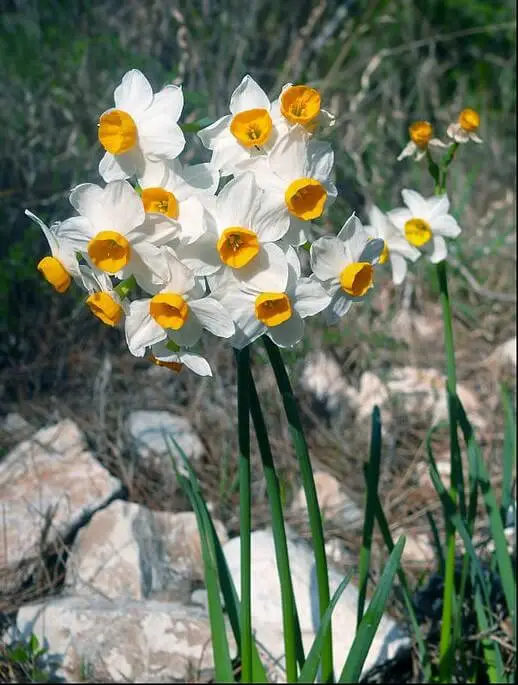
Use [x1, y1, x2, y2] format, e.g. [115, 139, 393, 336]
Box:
[353, 372, 390, 423]
[16, 597, 233, 683]
[483, 337, 516, 370]
[0, 419, 121, 593]
[291, 470, 363, 529]
[393, 528, 435, 565]
[223, 529, 410, 677]
[390, 306, 443, 345]
[300, 351, 356, 417]
[66, 500, 227, 601]
[324, 538, 356, 569]
[0, 412, 34, 440]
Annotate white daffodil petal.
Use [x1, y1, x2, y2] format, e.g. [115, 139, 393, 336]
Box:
[308, 140, 334, 181]
[283, 217, 312, 247]
[330, 290, 353, 318]
[141, 214, 181, 246]
[310, 236, 347, 282]
[252, 193, 290, 243]
[114, 69, 153, 115]
[198, 115, 232, 150]
[98, 148, 142, 183]
[139, 120, 186, 161]
[432, 214, 461, 238]
[388, 235, 421, 262]
[176, 232, 220, 277]
[57, 216, 94, 249]
[25, 210, 59, 255]
[401, 188, 426, 216]
[426, 194, 450, 219]
[180, 163, 219, 195]
[293, 279, 331, 318]
[168, 314, 203, 348]
[69, 184, 106, 228]
[148, 85, 184, 125]
[125, 300, 164, 357]
[336, 213, 363, 242]
[235, 242, 288, 292]
[101, 180, 145, 233]
[359, 238, 385, 264]
[180, 352, 213, 377]
[162, 252, 195, 294]
[189, 298, 235, 338]
[387, 208, 413, 231]
[267, 313, 304, 348]
[137, 158, 169, 188]
[229, 75, 270, 114]
[268, 126, 308, 179]
[177, 197, 208, 245]
[390, 253, 408, 285]
[216, 172, 257, 229]
[429, 236, 448, 263]
[130, 241, 169, 290]
[397, 141, 416, 161]
[286, 245, 302, 281]
[366, 205, 388, 239]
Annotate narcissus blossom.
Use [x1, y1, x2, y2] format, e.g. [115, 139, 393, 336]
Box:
[26, 210, 81, 294]
[397, 120, 446, 161]
[363, 205, 420, 285]
[387, 189, 461, 263]
[148, 339, 213, 377]
[241, 126, 337, 246]
[310, 214, 385, 322]
[214, 248, 330, 349]
[60, 180, 169, 291]
[272, 82, 335, 135]
[124, 251, 234, 357]
[79, 265, 127, 328]
[137, 158, 218, 247]
[447, 108, 482, 144]
[98, 69, 185, 182]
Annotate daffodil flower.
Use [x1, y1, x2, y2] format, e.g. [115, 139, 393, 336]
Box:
[239, 126, 337, 246]
[387, 189, 461, 263]
[137, 158, 219, 247]
[124, 250, 235, 357]
[148, 339, 213, 377]
[271, 82, 335, 135]
[59, 180, 169, 292]
[213, 247, 330, 349]
[175, 172, 290, 289]
[363, 205, 421, 285]
[25, 210, 81, 294]
[78, 265, 127, 328]
[98, 69, 185, 182]
[198, 75, 277, 177]
[397, 120, 447, 161]
[446, 108, 483, 144]
[310, 214, 385, 323]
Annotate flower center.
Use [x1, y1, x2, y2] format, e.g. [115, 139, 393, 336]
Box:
[404, 218, 432, 247]
[285, 178, 327, 220]
[141, 187, 179, 219]
[255, 292, 292, 327]
[409, 120, 433, 148]
[339, 262, 374, 297]
[458, 108, 480, 132]
[217, 227, 260, 268]
[149, 293, 189, 330]
[37, 256, 71, 293]
[379, 241, 390, 264]
[86, 292, 123, 327]
[98, 109, 138, 155]
[149, 354, 183, 373]
[230, 109, 273, 148]
[88, 231, 131, 273]
[280, 85, 321, 126]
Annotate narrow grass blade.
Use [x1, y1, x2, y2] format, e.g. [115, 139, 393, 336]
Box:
[248, 368, 304, 680]
[298, 571, 354, 683]
[473, 575, 506, 683]
[426, 511, 445, 576]
[364, 464, 432, 681]
[234, 346, 253, 682]
[456, 398, 516, 630]
[500, 383, 516, 523]
[263, 336, 333, 683]
[338, 537, 406, 683]
[357, 406, 382, 629]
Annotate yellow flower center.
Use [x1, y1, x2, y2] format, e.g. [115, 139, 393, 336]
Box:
[285, 178, 327, 221]
[339, 262, 374, 297]
[88, 231, 131, 273]
[230, 109, 273, 148]
[149, 354, 183, 373]
[404, 218, 432, 247]
[458, 108, 480, 133]
[141, 187, 179, 219]
[86, 292, 123, 327]
[280, 85, 321, 126]
[98, 109, 138, 155]
[379, 241, 390, 264]
[217, 227, 260, 268]
[37, 256, 71, 294]
[409, 120, 433, 148]
[149, 293, 189, 330]
[255, 292, 292, 327]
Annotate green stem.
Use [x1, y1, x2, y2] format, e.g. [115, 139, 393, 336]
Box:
[248, 367, 304, 681]
[235, 346, 253, 682]
[263, 336, 334, 683]
[114, 274, 136, 298]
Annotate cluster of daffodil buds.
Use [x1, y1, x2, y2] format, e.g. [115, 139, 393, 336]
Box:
[27, 70, 479, 377]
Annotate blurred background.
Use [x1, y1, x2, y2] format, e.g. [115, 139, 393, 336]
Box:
[0, 0, 515, 583]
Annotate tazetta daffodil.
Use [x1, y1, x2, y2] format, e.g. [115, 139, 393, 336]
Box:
[310, 214, 385, 323]
[363, 205, 421, 285]
[78, 264, 127, 328]
[446, 108, 482, 144]
[387, 189, 461, 263]
[397, 120, 446, 161]
[271, 82, 335, 135]
[98, 69, 185, 182]
[25, 210, 81, 293]
[59, 180, 169, 291]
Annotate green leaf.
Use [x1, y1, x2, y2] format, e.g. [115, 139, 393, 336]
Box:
[338, 537, 406, 683]
[500, 384, 516, 523]
[298, 570, 354, 683]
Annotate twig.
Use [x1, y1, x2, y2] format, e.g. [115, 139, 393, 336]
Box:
[449, 257, 517, 303]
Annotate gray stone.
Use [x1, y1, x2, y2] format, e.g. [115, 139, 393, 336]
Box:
[0, 419, 121, 593]
[223, 528, 410, 677]
[66, 500, 228, 601]
[290, 470, 363, 529]
[16, 596, 234, 683]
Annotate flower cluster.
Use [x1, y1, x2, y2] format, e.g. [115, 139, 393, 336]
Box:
[27, 70, 471, 376]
